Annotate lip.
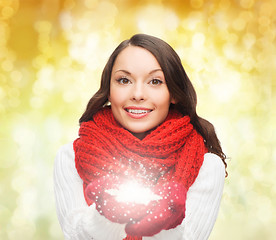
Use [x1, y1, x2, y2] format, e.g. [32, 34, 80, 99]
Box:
[124, 106, 152, 119]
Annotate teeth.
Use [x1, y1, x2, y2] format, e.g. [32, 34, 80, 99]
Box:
[127, 109, 151, 114]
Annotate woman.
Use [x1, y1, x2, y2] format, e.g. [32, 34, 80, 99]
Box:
[54, 33, 227, 240]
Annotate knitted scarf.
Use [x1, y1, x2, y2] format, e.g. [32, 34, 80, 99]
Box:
[74, 107, 207, 240]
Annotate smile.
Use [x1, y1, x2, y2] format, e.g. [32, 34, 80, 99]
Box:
[126, 109, 152, 114]
[125, 107, 152, 119]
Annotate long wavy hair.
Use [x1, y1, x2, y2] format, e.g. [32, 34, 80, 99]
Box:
[79, 33, 227, 175]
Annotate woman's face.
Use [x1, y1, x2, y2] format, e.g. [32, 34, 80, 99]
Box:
[109, 46, 174, 139]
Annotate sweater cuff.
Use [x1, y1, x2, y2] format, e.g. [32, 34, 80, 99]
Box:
[63, 204, 126, 240]
[82, 204, 126, 240]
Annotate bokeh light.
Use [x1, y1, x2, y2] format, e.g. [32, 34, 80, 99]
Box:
[0, 0, 275, 239]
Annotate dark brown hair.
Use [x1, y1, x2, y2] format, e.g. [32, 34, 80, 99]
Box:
[79, 33, 227, 174]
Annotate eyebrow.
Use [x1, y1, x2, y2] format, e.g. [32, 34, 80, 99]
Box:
[114, 69, 163, 75]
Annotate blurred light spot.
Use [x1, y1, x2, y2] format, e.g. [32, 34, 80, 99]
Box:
[1, 73, 8, 84]
[44, 116, 62, 143]
[8, 97, 20, 108]
[240, 10, 253, 22]
[1, 59, 13, 72]
[84, 0, 99, 9]
[1, 6, 15, 19]
[86, 33, 100, 51]
[190, 0, 204, 9]
[12, 125, 36, 147]
[11, 70, 23, 83]
[0, 26, 8, 47]
[241, 56, 255, 72]
[258, 16, 270, 27]
[237, 118, 255, 142]
[49, 222, 63, 238]
[59, 11, 73, 31]
[137, 5, 178, 36]
[232, 17, 246, 31]
[32, 55, 47, 69]
[240, 176, 254, 192]
[257, 196, 273, 223]
[59, 56, 73, 68]
[77, 17, 91, 31]
[8, 87, 20, 101]
[211, 12, 229, 30]
[219, 0, 231, 10]
[63, 90, 76, 103]
[9, 206, 36, 239]
[240, 0, 254, 9]
[223, 43, 238, 61]
[210, 71, 241, 102]
[164, 12, 179, 30]
[184, 12, 203, 30]
[273, 149, 276, 163]
[260, 2, 273, 17]
[0, 86, 6, 100]
[192, 32, 205, 49]
[34, 20, 52, 33]
[35, 66, 55, 91]
[228, 33, 239, 44]
[242, 33, 256, 49]
[30, 96, 44, 109]
[98, 1, 117, 17]
[7, 224, 35, 240]
[63, 0, 75, 10]
[12, 173, 31, 197]
[18, 188, 37, 220]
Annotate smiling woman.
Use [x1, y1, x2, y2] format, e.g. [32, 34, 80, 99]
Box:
[54, 33, 227, 240]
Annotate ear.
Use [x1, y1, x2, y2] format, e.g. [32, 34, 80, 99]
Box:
[170, 97, 177, 104]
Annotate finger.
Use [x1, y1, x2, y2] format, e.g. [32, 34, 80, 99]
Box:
[125, 202, 173, 237]
[98, 200, 153, 224]
[164, 211, 185, 230]
[85, 175, 122, 202]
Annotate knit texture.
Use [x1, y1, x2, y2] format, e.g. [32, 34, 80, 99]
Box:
[74, 106, 207, 239]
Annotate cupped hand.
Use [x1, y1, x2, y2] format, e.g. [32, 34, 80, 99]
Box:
[85, 175, 155, 224]
[125, 181, 187, 237]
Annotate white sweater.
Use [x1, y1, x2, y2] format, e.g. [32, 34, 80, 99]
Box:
[54, 142, 225, 240]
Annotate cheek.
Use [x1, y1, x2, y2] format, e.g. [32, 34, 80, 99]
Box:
[153, 90, 171, 106]
[109, 87, 125, 105]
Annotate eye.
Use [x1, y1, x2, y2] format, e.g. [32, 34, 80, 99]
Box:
[117, 77, 131, 85]
[149, 79, 163, 85]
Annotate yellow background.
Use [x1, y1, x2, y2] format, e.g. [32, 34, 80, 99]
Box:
[0, 0, 275, 239]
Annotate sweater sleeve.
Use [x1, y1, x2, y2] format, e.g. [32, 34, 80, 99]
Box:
[53, 142, 126, 240]
[143, 153, 225, 240]
[182, 153, 225, 240]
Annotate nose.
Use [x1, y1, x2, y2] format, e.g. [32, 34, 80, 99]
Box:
[131, 82, 145, 101]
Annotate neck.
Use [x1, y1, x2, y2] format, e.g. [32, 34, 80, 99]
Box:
[131, 131, 147, 140]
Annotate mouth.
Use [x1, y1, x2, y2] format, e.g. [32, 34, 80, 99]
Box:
[124, 107, 152, 119]
[125, 108, 152, 114]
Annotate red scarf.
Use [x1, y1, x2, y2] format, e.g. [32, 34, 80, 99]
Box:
[74, 107, 207, 240]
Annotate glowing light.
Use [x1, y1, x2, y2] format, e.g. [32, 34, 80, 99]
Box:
[192, 32, 205, 49]
[137, 5, 179, 36]
[1, 6, 15, 19]
[106, 180, 161, 205]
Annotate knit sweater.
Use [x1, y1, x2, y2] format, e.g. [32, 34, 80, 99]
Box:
[54, 142, 225, 240]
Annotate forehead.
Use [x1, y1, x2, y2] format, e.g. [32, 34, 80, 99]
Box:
[112, 46, 161, 73]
